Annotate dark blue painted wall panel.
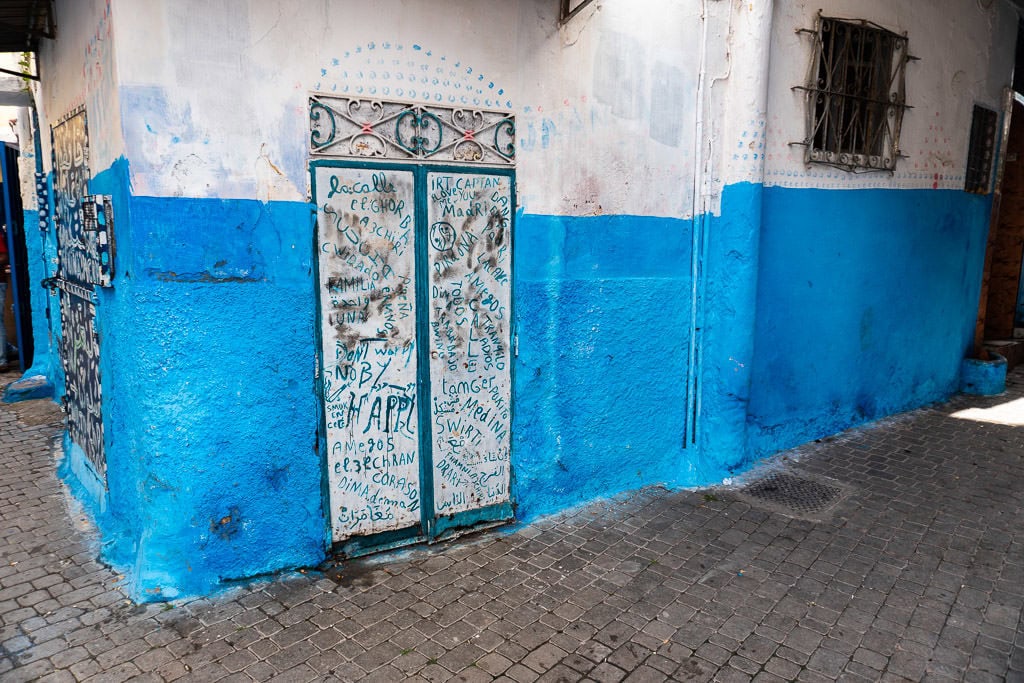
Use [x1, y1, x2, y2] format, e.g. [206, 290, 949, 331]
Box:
[55, 172, 993, 600]
[511, 214, 693, 520]
[67, 187, 327, 599]
[127, 196, 313, 287]
[747, 187, 991, 455]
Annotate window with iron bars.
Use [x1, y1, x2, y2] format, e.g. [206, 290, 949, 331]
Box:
[796, 15, 915, 172]
[559, 0, 596, 25]
[964, 105, 998, 194]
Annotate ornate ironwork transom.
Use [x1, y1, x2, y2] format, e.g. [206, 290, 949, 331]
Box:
[795, 14, 915, 173]
[309, 95, 515, 166]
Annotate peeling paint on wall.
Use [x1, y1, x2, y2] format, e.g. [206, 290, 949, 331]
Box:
[27, 0, 1019, 601]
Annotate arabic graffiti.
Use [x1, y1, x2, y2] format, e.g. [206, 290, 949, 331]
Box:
[52, 108, 106, 478]
[52, 110, 101, 287]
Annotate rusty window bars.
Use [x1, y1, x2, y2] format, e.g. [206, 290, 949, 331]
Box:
[794, 14, 916, 173]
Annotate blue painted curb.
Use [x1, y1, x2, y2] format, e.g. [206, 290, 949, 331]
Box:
[960, 354, 1007, 395]
[3, 374, 56, 402]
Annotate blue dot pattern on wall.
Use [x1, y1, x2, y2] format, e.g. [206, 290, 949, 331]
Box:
[315, 41, 514, 111]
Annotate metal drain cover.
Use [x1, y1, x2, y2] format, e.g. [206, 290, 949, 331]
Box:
[739, 471, 843, 516]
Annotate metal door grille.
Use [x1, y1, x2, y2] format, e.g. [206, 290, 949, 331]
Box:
[309, 96, 514, 166]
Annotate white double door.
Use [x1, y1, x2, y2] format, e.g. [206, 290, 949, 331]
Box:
[314, 162, 514, 551]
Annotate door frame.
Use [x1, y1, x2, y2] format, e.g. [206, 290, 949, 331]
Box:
[1, 143, 33, 370]
[311, 158, 517, 557]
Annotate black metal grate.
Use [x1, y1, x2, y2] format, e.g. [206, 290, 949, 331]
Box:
[741, 472, 842, 515]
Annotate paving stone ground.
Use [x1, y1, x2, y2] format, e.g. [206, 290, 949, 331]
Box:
[1, 365, 1023, 683]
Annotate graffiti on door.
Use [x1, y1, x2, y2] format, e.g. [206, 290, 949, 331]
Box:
[427, 173, 513, 516]
[53, 110, 100, 287]
[316, 166, 421, 540]
[313, 161, 514, 548]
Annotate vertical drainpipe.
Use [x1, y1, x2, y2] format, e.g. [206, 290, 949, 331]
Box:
[28, 101, 56, 386]
[30, 105, 50, 376]
[685, 0, 711, 450]
[688, 0, 774, 475]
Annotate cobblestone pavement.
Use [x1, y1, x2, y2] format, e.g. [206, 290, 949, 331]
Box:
[1, 366, 1023, 683]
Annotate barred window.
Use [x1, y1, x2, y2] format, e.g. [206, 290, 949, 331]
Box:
[559, 0, 595, 24]
[964, 105, 998, 194]
[798, 15, 914, 172]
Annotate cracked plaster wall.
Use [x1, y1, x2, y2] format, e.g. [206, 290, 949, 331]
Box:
[27, 0, 1019, 599]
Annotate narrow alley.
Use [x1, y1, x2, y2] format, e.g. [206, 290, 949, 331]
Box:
[1, 368, 1022, 682]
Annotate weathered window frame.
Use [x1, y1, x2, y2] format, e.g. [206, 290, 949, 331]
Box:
[964, 104, 999, 194]
[795, 14, 916, 173]
[559, 0, 596, 26]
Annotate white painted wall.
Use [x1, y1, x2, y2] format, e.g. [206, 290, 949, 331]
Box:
[0, 54, 27, 145]
[759, 0, 1017, 190]
[37, 0, 1017, 216]
[36, 0, 124, 176]
[701, 0, 777, 212]
[111, 0, 704, 218]
[0, 107, 20, 146]
[15, 113, 36, 214]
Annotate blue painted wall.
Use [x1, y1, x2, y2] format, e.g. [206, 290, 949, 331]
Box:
[511, 213, 693, 520]
[55, 164, 993, 600]
[57, 169, 704, 597]
[61, 160, 327, 599]
[7, 174, 63, 400]
[747, 187, 991, 455]
[698, 183, 764, 477]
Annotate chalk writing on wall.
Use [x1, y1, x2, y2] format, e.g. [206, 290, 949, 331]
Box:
[83, 0, 119, 166]
[427, 173, 513, 516]
[52, 108, 106, 477]
[315, 166, 421, 541]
